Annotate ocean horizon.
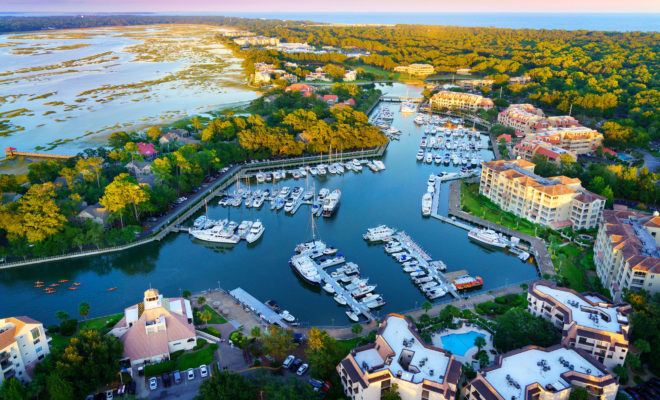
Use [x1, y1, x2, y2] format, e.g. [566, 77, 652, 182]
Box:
[0, 12, 658, 32]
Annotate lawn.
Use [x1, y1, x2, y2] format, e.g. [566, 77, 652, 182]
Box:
[176, 343, 218, 370]
[79, 313, 123, 332]
[48, 333, 70, 351]
[552, 243, 588, 292]
[355, 64, 409, 81]
[202, 305, 227, 324]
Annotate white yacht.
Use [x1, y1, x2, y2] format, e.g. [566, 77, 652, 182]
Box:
[322, 190, 341, 217]
[468, 228, 508, 249]
[237, 220, 253, 238]
[373, 160, 386, 171]
[425, 153, 433, 164]
[246, 220, 265, 243]
[322, 283, 336, 294]
[279, 310, 296, 323]
[413, 114, 425, 124]
[191, 222, 239, 244]
[416, 149, 425, 161]
[318, 188, 330, 200]
[256, 172, 266, 183]
[400, 101, 416, 114]
[334, 294, 347, 306]
[422, 193, 432, 216]
[363, 225, 396, 242]
[346, 310, 359, 322]
[289, 254, 322, 285]
[284, 199, 295, 213]
[352, 159, 363, 172]
[295, 239, 327, 255]
[252, 196, 264, 208]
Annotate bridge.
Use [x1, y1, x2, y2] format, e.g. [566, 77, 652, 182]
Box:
[4, 147, 74, 160]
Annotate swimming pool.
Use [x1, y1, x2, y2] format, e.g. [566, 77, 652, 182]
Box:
[440, 331, 486, 356]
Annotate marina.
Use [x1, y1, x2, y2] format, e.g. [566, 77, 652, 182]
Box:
[229, 287, 291, 328]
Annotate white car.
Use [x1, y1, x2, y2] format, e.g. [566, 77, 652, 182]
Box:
[149, 377, 158, 391]
[282, 355, 295, 368]
[187, 368, 195, 381]
[296, 363, 309, 376]
[199, 364, 208, 378]
[105, 390, 113, 400]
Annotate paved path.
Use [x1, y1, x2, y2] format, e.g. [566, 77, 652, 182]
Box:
[641, 150, 660, 174]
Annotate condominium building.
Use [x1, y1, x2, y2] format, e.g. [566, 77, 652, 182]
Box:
[513, 140, 577, 164]
[394, 63, 435, 76]
[497, 104, 547, 135]
[526, 127, 604, 155]
[456, 68, 471, 75]
[111, 288, 196, 367]
[528, 282, 631, 369]
[336, 314, 462, 400]
[233, 36, 279, 46]
[594, 208, 660, 302]
[479, 160, 605, 230]
[508, 75, 532, 84]
[458, 79, 495, 91]
[0, 316, 50, 385]
[344, 70, 358, 82]
[253, 70, 271, 84]
[463, 345, 618, 400]
[430, 91, 494, 111]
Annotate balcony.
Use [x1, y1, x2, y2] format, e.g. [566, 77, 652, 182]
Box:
[3, 368, 15, 380]
[0, 352, 9, 362]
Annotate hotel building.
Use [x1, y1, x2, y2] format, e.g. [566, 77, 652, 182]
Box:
[513, 141, 577, 165]
[525, 127, 604, 155]
[594, 208, 660, 302]
[0, 316, 50, 385]
[233, 36, 279, 46]
[336, 314, 462, 400]
[458, 79, 495, 91]
[479, 160, 605, 230]
[463, 345, 618, 400]
[508, 76, 532, 84]
[430, 91, 494, 111]
[528, 282, 631, 369]
[394, 63, 435, 76]
[498, 104, 581, 134]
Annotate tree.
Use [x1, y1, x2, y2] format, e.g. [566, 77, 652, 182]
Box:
[0, 377, 27, 400]
[46, 372, 74, 400]
[99, 173, 150, 227]
[613, 364, 628, 384]
[191, 116, 203, 133]
[381, 383, 402, 400]
[474, 335, 487, 353]
[195, 371, 254, 400]
[493, 308, 560, 352]
[463, 362, 477, 380]
[625, 353, 642, 372]
[351, 323, 363, 336]
[146, 126, 161, 141]
[421, 301, 433, 313]
[477, 351, 490, 368]
[78, 302, 90, 320]
[182, 289, 191, 298]
[261, 325, 295, 361]
[55, 310, 70, 322]
[250, 326, 261, 339]
[199, 310, 212, 325]
[197, 296, 206, 305]
[76, 157, 104, 188]
[633, 339, 650, 354]
[569, 387, 589, 400]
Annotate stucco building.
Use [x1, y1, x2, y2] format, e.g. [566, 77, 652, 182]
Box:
[430, 91, 494, 111]
[0, 316, 50, 385]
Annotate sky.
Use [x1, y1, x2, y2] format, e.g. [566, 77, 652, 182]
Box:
[2, 0, 660, 14]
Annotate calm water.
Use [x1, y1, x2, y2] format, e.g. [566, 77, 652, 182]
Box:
[0, 83, 538, 326]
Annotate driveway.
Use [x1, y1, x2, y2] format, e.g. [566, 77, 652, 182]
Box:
[641, 150, 660, 174]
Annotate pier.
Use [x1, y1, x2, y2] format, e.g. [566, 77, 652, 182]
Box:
[4, 147, 74, 160]
[229, 287, 290, 328]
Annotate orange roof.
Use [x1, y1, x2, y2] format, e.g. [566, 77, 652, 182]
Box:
[550, 176, 581, 185]
[285, 83, 315, 93]
[512, 159, 535, 168]
[535, 185, 576, 196]
[643, 217, 660, 229]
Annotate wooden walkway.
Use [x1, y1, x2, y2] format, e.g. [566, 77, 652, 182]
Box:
[446, 181, 555, 277]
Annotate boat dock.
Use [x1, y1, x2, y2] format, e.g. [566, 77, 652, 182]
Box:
[229, 287, 290, 328]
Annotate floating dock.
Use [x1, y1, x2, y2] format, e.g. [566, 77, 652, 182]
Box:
[229, 287, 290, 328]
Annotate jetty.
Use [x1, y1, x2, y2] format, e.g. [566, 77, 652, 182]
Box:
[4, 147, 74, 160]
[229, 287, 290, 328]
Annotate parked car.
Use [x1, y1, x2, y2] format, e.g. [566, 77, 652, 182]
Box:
[290, 358, 303, 372]
[282, 355, 295, 369]
[173, 370, 181, 384]
[296, 363, 309, 376]
[105, 390, 113, 400]
[149, 377, 158, 391]
[200, 364, 208, 378]
[161, 372, 171, 387]
[187, 368, 195, 381]
[308, 378, 323, 388]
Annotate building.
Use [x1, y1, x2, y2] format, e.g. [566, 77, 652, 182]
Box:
[528, 282, 631, 369]
[285, 83, 316, 96]
[394, 63, 435, 76]
[336, 314, 462, 400]
[430, 91, 494, 112]
[136, 142, 158, 161]
[77, 203, 110, 227]
[498, 104, 548, 135]
[509, 76, 532, 84]
[456, 68, 471, 75]
[275, 42, 313, 53]
[319, 94, 338, 104]
[158, 131, 199, 147]
[221, 31, 253, 38]
[526, 127, 604, 155]
[284, 61, 299, 68]
[233, 36, 279, 46]
[458, 79, 495, 91]
[0, 316, 50, 385]
[479, 160, 605, 230]
[497, 134, 512, 143]
[463, 344, 618, 400]
[111, 289, 196, 367]
[344, 70, 357, 82]
[305, 71, 331, 82]
[253, 70, 271, 84]
[594, 208, 660, 302]
[513, 140, 578, 165]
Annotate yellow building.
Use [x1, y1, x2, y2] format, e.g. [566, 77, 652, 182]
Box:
[458, 79, 495, 91]
[479, 160, 605, 230]
[526, 126, 604, 155]
[0, 316, 50, 385]
[528, 282, 631, 370]
[463, 345, 618, 400]
[336, 314, 462, 400]
[394, 63, 435, 76]
[430, 91, 494, 111]
[594, 208, 660, 302]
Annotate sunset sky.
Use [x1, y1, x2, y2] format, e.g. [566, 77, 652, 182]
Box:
[4, 0, 660, 13]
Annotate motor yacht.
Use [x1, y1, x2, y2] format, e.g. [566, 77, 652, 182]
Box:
[246, 220, 265, 243]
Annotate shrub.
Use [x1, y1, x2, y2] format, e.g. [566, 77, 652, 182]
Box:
[193, 338, 208, 351]
[201, 327, 222, 338]
[47, 324, 59, 334]
[60, 319, 78, 337]
[144, 360, 176, 377]
[170, 350, 185, 360]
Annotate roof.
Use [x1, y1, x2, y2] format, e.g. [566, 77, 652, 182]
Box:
[137, 142, 158, 157]
[497, 134, 511, 142]
[0, 316, 42, 350]
[78, 203, 109, 221]
[285, 83, 316, 93]
[601, 210, 660, 273]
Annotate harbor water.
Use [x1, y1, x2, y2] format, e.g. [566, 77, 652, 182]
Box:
[0, 83, 539, 326]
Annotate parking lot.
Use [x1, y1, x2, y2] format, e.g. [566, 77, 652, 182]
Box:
[138, 366, 211, 400]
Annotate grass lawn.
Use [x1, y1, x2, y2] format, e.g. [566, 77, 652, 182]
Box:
[202, 305, 227, 324]
[176, 343, 218, 370]
[79, 313, 123, 332]
[48, 333, 70, 351]
[553, 244, 587, 292]
[355, 65, 410, 81]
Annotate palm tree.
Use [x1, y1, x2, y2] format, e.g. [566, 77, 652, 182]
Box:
[199, 310, 212, 325]
[78, 302, 90, 321]
[474, 336, 487, 353]
[182, 290, 191, 298]
[55, 310, 69, 322]
[197, 296, 206, 306]
[421, 301, 432, 313]
[250, 326, 261, 339]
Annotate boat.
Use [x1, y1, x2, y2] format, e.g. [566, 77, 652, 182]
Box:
[284, 199, 295, 213]
[34, 284, 44, 288]
[73, 282, 81, 286]
[373, 160, 386, 171]
[246, 220, 265, 243]
[452, 275, 484, 291]
[413, 114, 425, 124]
[422, 193, 432, 216]
[364, 296, 386, 309]
[334, 294, 347, 305]
[318, 188, 330, 200]
[309, 167, 318, 175]
[434, 154, 443, 164]
[58, 279, 68, 283]
[346, 310, 359, 322]
[468, 228, 508, 249]
[289, 254, 322, 285]
[351, 284, 376, 298]
[191, 223, 240, 244]
[292, 171, 301, 180]
[352, 159, 362, 171]
[276, 198, 285, 210]
[256, 172, 266, 183]
[322, 283, 336, 294]
[425, 153, 433, 163]
[295, 240, 327, 254]
[384, 244, 403, 254]
[400, 101, 416, 114]
[359, 293, 380, 304]
[252, 196, 264, 208]
[416, 149, 425, 161]
[107, 287, 117, 291]
[280, 310, 296, 322]
[323, 247, 338, 256]
[68, 287, 78, 290]
[366, 161, 378, 172]
[363, 225, 396, 242]
[237, 220, 253, 238]
[231, 197, 242, 207]
[322, 190, 341, 217]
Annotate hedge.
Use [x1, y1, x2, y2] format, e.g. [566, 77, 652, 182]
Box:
[193, 338, 207, 351]
[201, 327, 222, 338]
[144, 360, 176, 377]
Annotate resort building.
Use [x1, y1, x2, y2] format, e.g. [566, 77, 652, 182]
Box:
[594, 208, 660, 302]
[111, 288, 197, 367]
[508, 76, 532, 84]
[344, 69, 358, 82]
[305, 71, 331, 82]
[513, 140, 577, 164]
[456, 68, 471, 75]
[275, 42, 313, 53]
[430, 91, 494, 111]
[528, 282, 631, 369]
[479, 160, 605, 230]
[253, 70, 271, 84]
[233, 36, 279, 46]
[463, 345, 618, 400]
[285, 83, 316, 96]
[497, 104, 547, 135]
[458, 79, 495, 91]
[394, 63, 435, 76]
[525, 127, 604, 155]
[336, 314, 462, 400]
[0, 316, 50, 385]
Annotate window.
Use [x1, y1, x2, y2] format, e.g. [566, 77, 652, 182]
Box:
[35, 347, 43, 353]
[31, 328, 40, 340]
[33, 339, 40, 345]
[422, 390, 430, 400]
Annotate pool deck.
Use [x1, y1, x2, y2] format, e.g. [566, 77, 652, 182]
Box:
[431, 324, 495, 365]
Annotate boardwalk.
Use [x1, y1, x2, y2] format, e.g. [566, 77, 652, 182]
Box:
[446, 181, 555, 277]
[229, 287, 290, 328]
